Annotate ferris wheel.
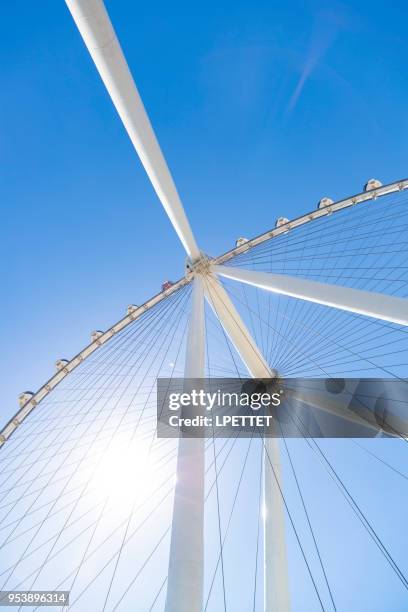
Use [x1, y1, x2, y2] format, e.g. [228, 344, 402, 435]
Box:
[1, 1, 408, 611]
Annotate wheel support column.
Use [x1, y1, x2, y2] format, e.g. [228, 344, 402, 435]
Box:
[165, 275, 206, 612]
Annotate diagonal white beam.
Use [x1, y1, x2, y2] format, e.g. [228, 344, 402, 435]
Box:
[214, 265, 408, 327]
[165, 275, 205, 612]
[65, 0, 201, 261]
[203, 273, 276, 378]
[203, 273, 290, 612]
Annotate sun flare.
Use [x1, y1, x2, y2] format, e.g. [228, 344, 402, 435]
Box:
[89, 438, 158, 511]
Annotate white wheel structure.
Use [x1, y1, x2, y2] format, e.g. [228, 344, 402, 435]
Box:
[1, 1, 408, 611]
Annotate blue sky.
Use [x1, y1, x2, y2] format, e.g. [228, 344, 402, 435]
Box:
[1, 1, 408, 609]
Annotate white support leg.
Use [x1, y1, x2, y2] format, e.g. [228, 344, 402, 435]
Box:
[264, 438, 291, 612]
[203, 273, 290, 612]
[165, 275, 205, 612]
[213, 265, 408, 327]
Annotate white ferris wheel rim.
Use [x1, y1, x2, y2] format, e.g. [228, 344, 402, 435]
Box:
[1, 175, 407, 448]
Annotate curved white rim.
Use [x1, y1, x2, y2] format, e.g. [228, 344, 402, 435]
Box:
[1, 177, 407, 447]
[213, 178, 408, 265]
[0, 275, 192, 445]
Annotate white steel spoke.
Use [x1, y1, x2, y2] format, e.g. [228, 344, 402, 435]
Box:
[165, 276, 205, 612]
[203, 273, 276, 379]
[65, 0, 201, 261]
[203, 273, 290, 612]
[214, 265, 408, 327]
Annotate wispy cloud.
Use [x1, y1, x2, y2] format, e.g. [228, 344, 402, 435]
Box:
[286, 7, 349, 115]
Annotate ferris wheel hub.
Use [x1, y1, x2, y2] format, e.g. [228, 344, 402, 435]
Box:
[185, 253, 212, 276]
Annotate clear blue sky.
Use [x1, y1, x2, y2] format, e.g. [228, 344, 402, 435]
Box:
[1, 1, 408, 609]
